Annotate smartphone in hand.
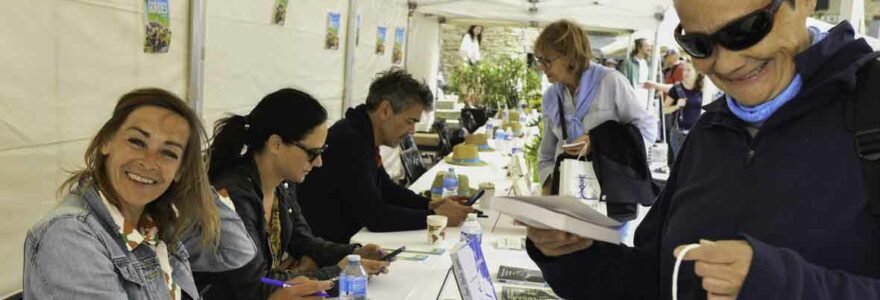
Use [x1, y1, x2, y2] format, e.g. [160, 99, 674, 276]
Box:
[381, 246, 406, 262]
[465, 189, 485, 206]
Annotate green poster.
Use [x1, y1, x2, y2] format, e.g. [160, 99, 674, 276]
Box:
[144, 0, 170, 53]
[393, 27, 405, 64]
[376, 26, 387, 55]
[325, 12, 341, 50]
[273, 0, 288, 25]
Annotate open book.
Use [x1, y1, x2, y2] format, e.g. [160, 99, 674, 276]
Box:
[451, 238, 497, 300]
[490, 195, 622, 244]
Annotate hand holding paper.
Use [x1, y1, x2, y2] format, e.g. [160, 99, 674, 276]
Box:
[562, 135, 591, 157]
[527, 226, 594, 257]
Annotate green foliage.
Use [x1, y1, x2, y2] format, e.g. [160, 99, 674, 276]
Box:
[448, 63, 484, 105]
[448, 56, 543, 110]
[523, 116, 543, 183]
[524, 67, 543, 110]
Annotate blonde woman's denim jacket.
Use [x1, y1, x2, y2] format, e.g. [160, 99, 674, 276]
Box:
[23, 184, 256, 299]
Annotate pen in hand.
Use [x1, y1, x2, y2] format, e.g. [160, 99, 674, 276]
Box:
[260, 277, 331, 297]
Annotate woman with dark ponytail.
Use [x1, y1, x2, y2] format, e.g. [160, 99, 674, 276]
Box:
[196, 88, 388, 300]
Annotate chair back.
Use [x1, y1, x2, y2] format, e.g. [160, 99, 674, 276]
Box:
[400, 136, 426, 185]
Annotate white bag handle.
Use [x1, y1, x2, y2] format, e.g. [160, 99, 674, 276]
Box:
[672, 244, 701, 300]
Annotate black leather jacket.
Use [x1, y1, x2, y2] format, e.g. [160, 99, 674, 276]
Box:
[194, 159, 357, 299]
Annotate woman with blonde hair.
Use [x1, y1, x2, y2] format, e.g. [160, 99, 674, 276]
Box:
[22, 88, 260, 299]
[535, 19, 657, 193]
[534, 20, 657, 242]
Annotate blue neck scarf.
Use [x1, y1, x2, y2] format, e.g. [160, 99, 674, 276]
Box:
[726, 74, 803, 124]
[547, 64, 608, 142]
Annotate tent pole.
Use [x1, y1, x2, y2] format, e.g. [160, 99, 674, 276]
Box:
[187, 0, 207, 115]
[342, 0, 359, 113]
[649, 17, 663, 143]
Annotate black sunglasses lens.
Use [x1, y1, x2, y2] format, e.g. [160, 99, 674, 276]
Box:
[678, 34, 713, 59]
[717, 12, 773, 51]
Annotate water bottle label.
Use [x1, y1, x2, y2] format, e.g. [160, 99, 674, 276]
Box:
[348, 277, 368, 297]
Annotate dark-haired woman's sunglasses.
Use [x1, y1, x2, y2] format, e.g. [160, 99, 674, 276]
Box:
[675, 0, 784, 59]
[290, 141, 327, 163]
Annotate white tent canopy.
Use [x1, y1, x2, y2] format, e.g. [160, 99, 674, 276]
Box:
[412, 0, 672, 32]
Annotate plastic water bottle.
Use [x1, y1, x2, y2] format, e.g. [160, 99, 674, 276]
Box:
[505, 128, 515, 154]
[496, 130, 508, 154]
[442, 168, 459, 198]
[339, 255, 368, 300]
[460, 213, 482, 244]
[486, 123, 494, 139]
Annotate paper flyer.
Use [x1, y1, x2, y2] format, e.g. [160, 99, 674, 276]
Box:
[143, 0, 171, 53]
[393, 27, 405, 64]
[325, 12, 341, 50]
[376, 26, 387, 55]
[272, 0, 289, 25]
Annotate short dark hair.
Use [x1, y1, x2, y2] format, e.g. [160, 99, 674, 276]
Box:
[365, 69, 434, 113]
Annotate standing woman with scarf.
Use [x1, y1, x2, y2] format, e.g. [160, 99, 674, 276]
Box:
[535, 19, 657, 207]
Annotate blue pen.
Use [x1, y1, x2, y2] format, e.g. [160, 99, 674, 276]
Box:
[260, 277, 331, 297]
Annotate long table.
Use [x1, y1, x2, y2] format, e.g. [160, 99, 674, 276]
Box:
[352, 148, 542, 299]
[351, 133, 662, 299]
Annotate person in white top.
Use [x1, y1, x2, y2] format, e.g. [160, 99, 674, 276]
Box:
[458, 25, 483, 65]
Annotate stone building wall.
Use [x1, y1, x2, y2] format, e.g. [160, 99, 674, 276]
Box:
[439, 23, 540, 80]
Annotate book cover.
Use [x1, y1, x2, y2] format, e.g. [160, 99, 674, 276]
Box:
[501, 286, 559, 300]
[497, 266, 547, 287]
[450, 238, 497, 300]
[490, 195, 621, 244]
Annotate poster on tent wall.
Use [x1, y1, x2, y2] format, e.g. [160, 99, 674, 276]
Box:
[392, 27, 405, 65]
[326, 12, 341, 50]
[272, 0, 288, 25]
[376, 26, 387, 55]
[144, 0, 170, 53]
[356, 15, 362, 46]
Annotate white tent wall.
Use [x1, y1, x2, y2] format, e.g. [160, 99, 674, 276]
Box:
[349, 0, 410, 108]
[201, 0, 408, 128]
[406, 14, 441, 129]
[201, 0, 349, 126]
[406, 14, 440, 97]
[0, 0, 190, 295]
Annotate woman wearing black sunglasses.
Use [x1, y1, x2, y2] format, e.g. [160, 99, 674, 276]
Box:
[527, 0, 880, 299]
[195, 88, 389, 299]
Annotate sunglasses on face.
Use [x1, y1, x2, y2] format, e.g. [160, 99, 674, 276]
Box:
[290, 141, 327, 163]
[674, 0, 784, 59]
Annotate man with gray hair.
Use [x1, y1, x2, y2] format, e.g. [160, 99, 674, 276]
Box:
[298, 69, 472, 244]
[526, 0, 880, 299]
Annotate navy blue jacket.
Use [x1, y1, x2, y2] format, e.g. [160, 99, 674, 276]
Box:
[528, 22, 880, 300]
[298, 105, 431, 244]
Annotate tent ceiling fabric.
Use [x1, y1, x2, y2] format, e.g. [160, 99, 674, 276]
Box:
[413, 0, 672, 31]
